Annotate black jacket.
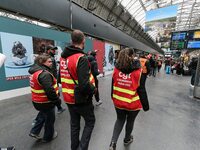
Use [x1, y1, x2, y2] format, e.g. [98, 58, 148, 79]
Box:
[29, 64, 60, 110]
[88, 55, 99, 77]
[111, 59, 149, 111]
[61, 45, 95, 99]
[49, 52, 58, 79]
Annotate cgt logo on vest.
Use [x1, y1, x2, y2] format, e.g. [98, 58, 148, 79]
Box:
[60, 59, 68, 70]
[119, 72, 131, 80]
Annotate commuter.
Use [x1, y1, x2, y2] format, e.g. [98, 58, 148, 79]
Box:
[60, 30, 96, 150]
[46, 45, 66, 114]
[0, 53, 6, 67]
[139, 54, 150, 86]
[29, 54, 59, 142]
[188, 57, 198, 85]
[88, 50, 102, 106]
[157, 59, 162, 72]
[0, 54, 15, 150]
[109, 48, 149, 150]
[149, 56, 156, 77]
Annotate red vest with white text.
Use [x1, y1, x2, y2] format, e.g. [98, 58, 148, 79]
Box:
[112, 68, 142, 111]
[60, 53, 95, 104]
[30, 70, 58, 103]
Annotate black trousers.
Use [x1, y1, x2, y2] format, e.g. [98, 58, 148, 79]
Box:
[111, 108, 139, 143]
[67, 103, 95, 150]
[30, 107, 55, 141]
[94, 76, 100, 102]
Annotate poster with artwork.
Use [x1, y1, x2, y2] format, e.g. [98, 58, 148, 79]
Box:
[93, 40, 105, 74]
[104, 42, 120, 72]
[0, 32, 34, 80]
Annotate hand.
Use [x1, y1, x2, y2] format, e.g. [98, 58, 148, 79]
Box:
[94, 88, 97, 94]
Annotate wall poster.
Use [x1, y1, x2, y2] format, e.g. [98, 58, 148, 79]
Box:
[1, 32, 34, 80]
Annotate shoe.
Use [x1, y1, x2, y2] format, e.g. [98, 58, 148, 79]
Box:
[0, 147, 15, 150]
[96, 100, 102, 106]
[109, 142, 116, 150]
[29, 133, 42, 140]
[57, 108, 66, 114]
[32, 119, 37, 126]
[124, 135, 133, 146]
[42, 131, 58, 143]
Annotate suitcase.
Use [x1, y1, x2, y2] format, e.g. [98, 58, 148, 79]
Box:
[166, 66, 171, 74]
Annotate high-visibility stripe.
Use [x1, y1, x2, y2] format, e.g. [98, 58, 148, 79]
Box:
[31, 88, 45, 94]
[53, 84, 58, 88]
[113, 86, 136, 95]
[61, 78, 78, 84]
[62, 88, 74, 94]
[32, 88, 58, 94]
[113, 94, 139, 103]
[32, 101, 50, 104]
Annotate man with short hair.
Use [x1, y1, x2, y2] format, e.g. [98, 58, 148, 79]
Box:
[29, 54, 59, 142]
[88, 50, 102, 106]
[46, 45, 66, 114]
[60, 30, 96, 150]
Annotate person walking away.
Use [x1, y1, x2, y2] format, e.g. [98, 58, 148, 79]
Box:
[88, 50, 102, 106]
[109, 48, 149, 150]
[60, 30, 96, 150]
[46, 45, 66, 114]
[149, 56, 156, 77]
[139, 54, 150, 87]
[188, 57, 198, 85]
[29, 54, 59, 142]
[157, 60, 162, 72]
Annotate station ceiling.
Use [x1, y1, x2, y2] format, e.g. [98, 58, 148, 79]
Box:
[73, 0, 200, 51]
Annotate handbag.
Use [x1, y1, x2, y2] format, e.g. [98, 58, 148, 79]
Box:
[67, 68, 89, 104]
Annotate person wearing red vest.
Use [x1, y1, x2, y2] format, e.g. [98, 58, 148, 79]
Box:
[29, 54, 60, 142]
[109, 48, 149, 150]
[60, 30, 96, 150]
[139, 54, 150, 90]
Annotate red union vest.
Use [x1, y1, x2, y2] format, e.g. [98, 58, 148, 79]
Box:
[60, 53, 95, 104]
[112, 68, 142, 111]
[139, 58, 147, 73]
[30, 70, 58, 103]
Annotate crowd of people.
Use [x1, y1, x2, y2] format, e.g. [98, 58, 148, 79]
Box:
[28, 30, 151, 150]
[1, 29, 198, 150]
[28, 30, 199, 150]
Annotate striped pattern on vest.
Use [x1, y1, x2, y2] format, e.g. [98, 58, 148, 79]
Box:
[60, 54, 95, 104]
[30, 70, 58, 103]
[112, 68, 142, 111]
[140, 58, 147, 74]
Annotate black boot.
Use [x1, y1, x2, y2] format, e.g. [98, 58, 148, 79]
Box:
[109, 142, 116, 150]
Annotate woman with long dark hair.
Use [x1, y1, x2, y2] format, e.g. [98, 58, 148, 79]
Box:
[109, 48, 149, 150]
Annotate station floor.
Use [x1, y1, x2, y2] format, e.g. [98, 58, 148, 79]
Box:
[0, 69, 200, 150]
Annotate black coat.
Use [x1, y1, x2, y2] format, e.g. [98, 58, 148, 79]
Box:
[88, 55, 99, 77]
[29, 64, 60, 110]
[61, 45, 95, 98]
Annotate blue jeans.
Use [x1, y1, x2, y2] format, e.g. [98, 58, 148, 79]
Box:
[30, 107, 55, 141]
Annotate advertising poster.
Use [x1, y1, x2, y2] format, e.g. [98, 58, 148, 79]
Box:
[54, 41, 70, 62]
[0, 32, 34, 80]
[145, 5, 178, 50]
[104, 42, 120, 72]
[93, 39, 105, 74]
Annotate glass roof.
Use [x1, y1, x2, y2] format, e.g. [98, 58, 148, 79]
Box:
[119, 0, 200, 32]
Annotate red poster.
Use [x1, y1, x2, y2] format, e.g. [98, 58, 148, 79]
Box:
[93, 40, 105, 74]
